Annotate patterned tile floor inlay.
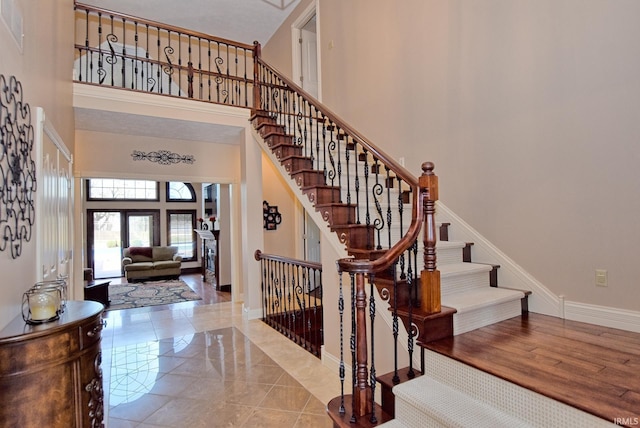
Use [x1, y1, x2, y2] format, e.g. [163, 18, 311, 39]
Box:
[104, 321, 334, 427]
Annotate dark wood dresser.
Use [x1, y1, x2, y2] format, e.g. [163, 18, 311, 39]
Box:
[0, 300, 105, 427]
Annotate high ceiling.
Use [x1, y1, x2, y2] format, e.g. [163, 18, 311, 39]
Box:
[76, 0, 301, 144]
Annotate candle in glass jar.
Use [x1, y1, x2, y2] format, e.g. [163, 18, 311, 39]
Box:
[29, 292, 57, 321]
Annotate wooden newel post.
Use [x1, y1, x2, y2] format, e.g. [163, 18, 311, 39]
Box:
[419, 161, 441, 313]
[252, 41, 262, 114]
[353, 272, 372, 417]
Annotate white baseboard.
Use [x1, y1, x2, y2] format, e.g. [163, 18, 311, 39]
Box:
[242, 304, 263, 321]
[564, 301, 640, 333]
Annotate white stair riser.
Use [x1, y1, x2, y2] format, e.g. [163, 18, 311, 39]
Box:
[452, 299, 522, 335]
[437, 246, 465, 265]
[441, 271, 490, 295]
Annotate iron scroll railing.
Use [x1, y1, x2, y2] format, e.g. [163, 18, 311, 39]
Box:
[253, 57, 441, 424]
[74, 2, 255, 107]
[254, 250, 324, 358]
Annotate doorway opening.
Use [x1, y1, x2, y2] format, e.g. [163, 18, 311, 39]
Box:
[292, 3, 320, 100]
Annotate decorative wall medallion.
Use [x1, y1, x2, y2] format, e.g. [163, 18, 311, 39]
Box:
[131, 150, 195, 165]
[0, 75, 36, 259]
[263, 200, 282, 230]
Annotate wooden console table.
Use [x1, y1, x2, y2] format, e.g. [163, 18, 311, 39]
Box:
[0, 300, 105, 427]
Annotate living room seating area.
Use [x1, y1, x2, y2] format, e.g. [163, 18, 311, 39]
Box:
[122, 246, 182, 281]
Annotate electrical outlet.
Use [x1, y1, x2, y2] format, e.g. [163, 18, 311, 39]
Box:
[595, 269, 608, 287]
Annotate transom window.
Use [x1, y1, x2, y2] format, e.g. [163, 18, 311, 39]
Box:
[166, 182, 196, 202]
[87, 179, 159, 201]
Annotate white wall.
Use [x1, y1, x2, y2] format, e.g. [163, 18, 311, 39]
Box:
[264, 0, 640, 313]
[262, 153, 298, 258]
[0, 0, 75, 329]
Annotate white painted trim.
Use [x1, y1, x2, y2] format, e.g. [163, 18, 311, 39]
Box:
[290, 0, 321, 101]
[436, 201, 561, 317]
[73, 83, 250, 124]
[564, 301, 640, 333]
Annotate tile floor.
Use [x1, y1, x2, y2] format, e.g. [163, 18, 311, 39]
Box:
[101, 275, 339, 427]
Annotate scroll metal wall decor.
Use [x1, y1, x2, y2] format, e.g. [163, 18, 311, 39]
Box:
[131, 150, 195, 165]
[263, 200, 282, 230]
[0, 75, 36, 259]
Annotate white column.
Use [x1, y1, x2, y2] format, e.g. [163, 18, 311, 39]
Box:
[240, 129, 264, 319]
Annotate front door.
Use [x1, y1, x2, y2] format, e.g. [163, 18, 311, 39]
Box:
[87, 210, 160, 279]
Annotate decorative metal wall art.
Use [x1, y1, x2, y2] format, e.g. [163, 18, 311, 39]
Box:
[0, 74, 36, 259]
[263, 200, 282, 230]
[131, 150, 195, 165]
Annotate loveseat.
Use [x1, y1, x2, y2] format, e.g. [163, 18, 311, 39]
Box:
[122, 246, 182, 281]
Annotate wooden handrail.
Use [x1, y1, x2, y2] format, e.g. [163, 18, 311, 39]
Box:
[254, 249, 322, 271]
[74, 2, 256, 51]
[255, 58, 418, 189]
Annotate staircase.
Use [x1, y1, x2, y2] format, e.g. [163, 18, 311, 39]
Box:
[73, 5, 536, 425]
[250, 110, 529, 341]
[250, 107, 532, 426]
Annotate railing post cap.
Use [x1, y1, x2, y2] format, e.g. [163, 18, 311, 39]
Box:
[421, 161, 435, 176]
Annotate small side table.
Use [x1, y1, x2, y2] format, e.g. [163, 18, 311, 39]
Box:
[84, 280, 111, 307]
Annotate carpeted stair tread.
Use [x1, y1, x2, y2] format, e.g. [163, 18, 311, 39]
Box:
[389, 376, 535, 428]
[439, 262, 492, 277]
[442, 287, 524, 314]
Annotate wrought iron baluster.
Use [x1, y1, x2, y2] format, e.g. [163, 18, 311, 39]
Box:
[82, 9, 89, 82]
[120, 18, 126, 88]
[207, 40, 212, 100]
[109, 15, 115, 86]
[372, 157, 383, 250]
[343, 128, 351, 222]
[156, 29, 162, 93]
[363, 148, 371, 249]
[338, 270, 346, 414]
[392, 262, 400, 384]
[386, 166, 393, 249]
[369, 275, 377, 424]
[315, 108, 322, 176]
[398, 179, 407, 279]
[406, 240, 416, 379]
[353, 141, 361, 225]
[198, 37, 203, 99]
[133, 22, 139, 90]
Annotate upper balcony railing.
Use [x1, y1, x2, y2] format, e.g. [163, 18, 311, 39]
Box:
[74, 2, 255, 108]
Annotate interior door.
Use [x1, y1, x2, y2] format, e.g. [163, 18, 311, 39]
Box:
[300, 15, 318, 98]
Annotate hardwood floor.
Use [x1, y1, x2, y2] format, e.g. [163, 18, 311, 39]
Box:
[424, 313, 640, 426]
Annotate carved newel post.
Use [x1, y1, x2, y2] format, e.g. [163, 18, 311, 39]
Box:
[419, 162, 441, 313]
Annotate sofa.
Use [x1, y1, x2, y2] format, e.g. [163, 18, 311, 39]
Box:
[122, 246, 182, 281]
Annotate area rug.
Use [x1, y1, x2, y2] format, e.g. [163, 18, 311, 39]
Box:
[107, 279, 202, 311]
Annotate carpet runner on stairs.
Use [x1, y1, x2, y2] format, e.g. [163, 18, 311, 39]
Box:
[378, 350, 615, 428]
